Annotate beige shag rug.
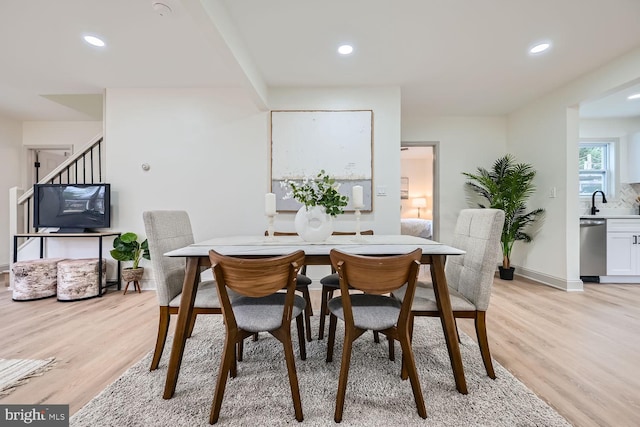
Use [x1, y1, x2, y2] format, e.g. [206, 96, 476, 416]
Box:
[71, 316, 570, 426]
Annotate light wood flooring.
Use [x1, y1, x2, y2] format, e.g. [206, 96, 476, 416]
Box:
[1, 278, 639, 426]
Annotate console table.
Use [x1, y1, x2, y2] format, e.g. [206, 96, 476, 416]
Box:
[13, 231, 122, 295]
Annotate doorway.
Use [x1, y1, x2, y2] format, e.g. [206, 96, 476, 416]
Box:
[400, 141, 439, 241]
[26, 146, 72, 190]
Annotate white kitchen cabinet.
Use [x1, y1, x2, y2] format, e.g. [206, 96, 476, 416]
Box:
[606, 219, 640, 275]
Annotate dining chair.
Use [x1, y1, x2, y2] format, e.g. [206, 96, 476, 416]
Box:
[326, 248, 427, 422]
[143, 210, 222, 371]
[393, 208, 505, 379]
[318, 229, 374, 340]
[208, 249, 307, 424]
[264, 230, 314, 342]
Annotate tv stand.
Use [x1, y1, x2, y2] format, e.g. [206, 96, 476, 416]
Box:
[13, 231, 122, 295]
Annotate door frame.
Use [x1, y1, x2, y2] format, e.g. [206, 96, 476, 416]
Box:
[24, 145, 73, 189]
[400, 141, 440, 241]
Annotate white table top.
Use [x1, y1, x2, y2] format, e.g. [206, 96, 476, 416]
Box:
[164, 234, 465, 257]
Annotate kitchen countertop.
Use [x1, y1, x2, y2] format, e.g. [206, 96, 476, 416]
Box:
[581, 215, 640, 219]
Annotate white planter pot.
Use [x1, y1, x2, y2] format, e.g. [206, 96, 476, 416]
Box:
[294, 206, 333, 242]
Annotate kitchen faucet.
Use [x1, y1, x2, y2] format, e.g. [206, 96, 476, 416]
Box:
[591, 190, 608, 215]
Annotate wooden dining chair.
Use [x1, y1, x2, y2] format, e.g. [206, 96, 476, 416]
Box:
[326, 248, 427, 422]
[318, 229, 374, 340]
[394, 208, 505, 379]
[208, 249, 307, 424]
[143, 210, 223, 371]
[264, 230, 314, 342]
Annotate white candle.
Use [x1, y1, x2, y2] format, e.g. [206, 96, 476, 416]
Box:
[352, 185, 364, 208]
[265, 193, 276, 215]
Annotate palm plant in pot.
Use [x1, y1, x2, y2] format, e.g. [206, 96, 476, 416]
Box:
[463, 154, 545, 280]
[110, 232, 150, 289]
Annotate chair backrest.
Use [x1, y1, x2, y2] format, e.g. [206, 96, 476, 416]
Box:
[143, 210, 195, 306]
[330, 248, 422, 324]
[209, 250, 305, 325]
[444, 208, 505, 311]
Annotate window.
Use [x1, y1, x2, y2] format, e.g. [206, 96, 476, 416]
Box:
[579, 141, 613, 197]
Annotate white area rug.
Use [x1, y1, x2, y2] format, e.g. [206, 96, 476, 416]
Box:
[0, 357, 56, 397]
[71, 317, 570, 426]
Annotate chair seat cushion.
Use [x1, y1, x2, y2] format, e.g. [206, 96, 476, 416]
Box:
[296, 274, 312, 286]
[394, 281, 476, 312]
[320, 273, 354, 290]
[168, 280, 220, 308]
[232, 293, 306, 333]
[328, 294, 401, 331]
[320, 273, 339, 287]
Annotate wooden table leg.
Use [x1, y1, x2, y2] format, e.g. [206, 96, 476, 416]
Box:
[163, 257, 200, 399]
[430, 255, 468, 394]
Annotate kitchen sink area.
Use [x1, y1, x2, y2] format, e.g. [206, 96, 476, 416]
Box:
[580, 207, 640, 283]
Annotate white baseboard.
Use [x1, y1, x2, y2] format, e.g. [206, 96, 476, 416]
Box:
[511, 265, 584, 292]
[599, 276, 640, 284]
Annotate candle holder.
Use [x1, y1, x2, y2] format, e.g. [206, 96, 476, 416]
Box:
[266, 213, 277, 240]
[353, 206, 365, 241]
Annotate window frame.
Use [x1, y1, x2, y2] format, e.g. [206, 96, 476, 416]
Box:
[578, 138, 617, 199]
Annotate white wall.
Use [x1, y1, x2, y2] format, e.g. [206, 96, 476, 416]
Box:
[104, 86, 401, 288]
[0, 115, 22, 268]
[401, 116, 507, 245]
[508, 46, 640, 290]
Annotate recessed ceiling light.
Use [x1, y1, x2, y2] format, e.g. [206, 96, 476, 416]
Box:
[83, 35, 105, 47]
[627, 93, 640, 100]
[529, 42, 551, 55]
[338, 44, 353, 55]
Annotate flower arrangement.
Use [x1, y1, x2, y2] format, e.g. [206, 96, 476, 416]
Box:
[281, 170, 349, 217]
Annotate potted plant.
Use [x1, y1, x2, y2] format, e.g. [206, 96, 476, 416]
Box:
[281, 170, 349, 242]
[110, 232, 150, 285]
[463, 154, 545, 280]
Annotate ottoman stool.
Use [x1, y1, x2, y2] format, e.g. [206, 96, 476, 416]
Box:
[57, 258, 106, 301]
[12, 258, 66, 301]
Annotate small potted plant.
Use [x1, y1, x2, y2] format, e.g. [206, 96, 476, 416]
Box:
[110, 232, 150, 287]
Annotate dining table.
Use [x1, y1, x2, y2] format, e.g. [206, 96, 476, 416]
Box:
[161, 234, 468, 399]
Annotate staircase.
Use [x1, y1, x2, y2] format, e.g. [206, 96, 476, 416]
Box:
[9, 133, 106, 269]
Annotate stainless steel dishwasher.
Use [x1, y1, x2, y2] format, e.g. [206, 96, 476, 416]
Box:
[580, 218, 607, 281]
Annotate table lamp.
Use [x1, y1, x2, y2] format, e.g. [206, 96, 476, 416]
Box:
[412, 197, 427, 218]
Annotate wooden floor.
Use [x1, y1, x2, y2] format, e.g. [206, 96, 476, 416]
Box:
[1, 278, 639, 426]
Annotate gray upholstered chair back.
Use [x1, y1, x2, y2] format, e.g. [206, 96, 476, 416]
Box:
[444, 209, 505, 311]
[143, 210, 195, 306]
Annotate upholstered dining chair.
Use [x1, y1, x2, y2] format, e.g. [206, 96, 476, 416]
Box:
[208, 249, 307, 424]
[318, 230, 374, 340]
[143, 210, 222, 371]
[325, 248, 427, 422]
[393, 208, 505, 379]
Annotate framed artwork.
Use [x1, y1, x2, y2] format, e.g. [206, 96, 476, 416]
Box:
[401, 177, 409, 199]
[270, 110, 373, 211]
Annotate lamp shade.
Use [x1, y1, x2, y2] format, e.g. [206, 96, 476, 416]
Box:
[412, 197, 427, 208]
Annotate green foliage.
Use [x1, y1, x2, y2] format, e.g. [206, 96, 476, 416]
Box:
[463, 154, 545, 269]
[110, 232, 150, 269]
[282, 170, 349, 217]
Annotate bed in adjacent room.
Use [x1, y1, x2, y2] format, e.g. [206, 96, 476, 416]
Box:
[400, 218, 433, 240]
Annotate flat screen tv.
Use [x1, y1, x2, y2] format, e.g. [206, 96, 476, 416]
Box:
[34, 183, 111, 233]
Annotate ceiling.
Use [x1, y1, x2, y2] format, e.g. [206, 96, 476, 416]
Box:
[2, 0, 640, 122]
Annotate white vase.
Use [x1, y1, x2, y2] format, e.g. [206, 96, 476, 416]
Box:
[294, 206, 333, 242]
